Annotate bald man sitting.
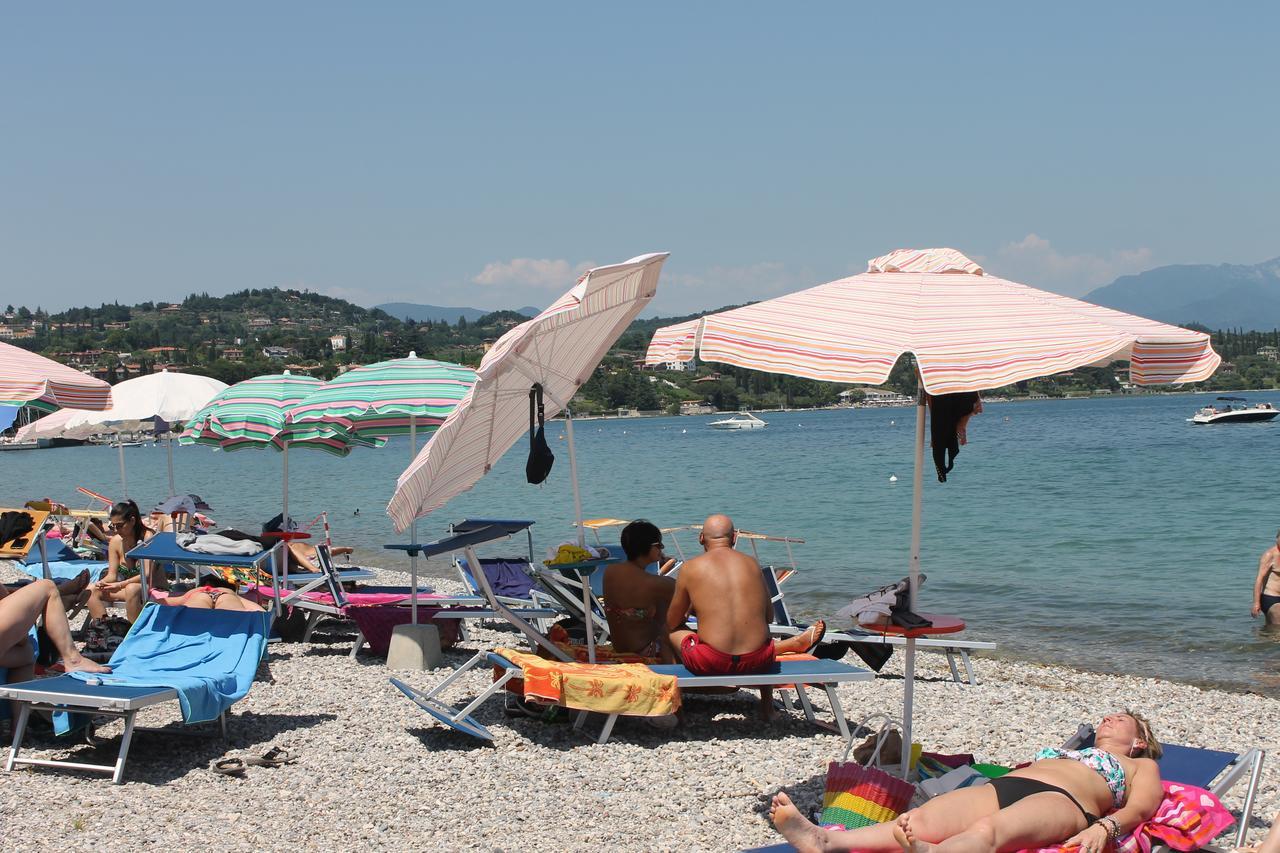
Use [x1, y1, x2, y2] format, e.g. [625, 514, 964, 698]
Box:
[666, 514, 824, 717]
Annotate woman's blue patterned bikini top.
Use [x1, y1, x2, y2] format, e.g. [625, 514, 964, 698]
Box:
[1033, 747, 1127, 808]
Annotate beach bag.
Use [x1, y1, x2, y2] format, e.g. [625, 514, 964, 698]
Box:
[526, 383, 555, 484]
[82, 616, 132, 663]
[820, 714, 917, 829]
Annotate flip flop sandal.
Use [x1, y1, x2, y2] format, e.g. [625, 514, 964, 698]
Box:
[244, 746, 296, 767]
[803, 620, 827, 655]
[212, 757, 247, 776]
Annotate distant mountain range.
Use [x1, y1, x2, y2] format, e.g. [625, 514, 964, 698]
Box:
[375, 302, 541, 324]
[1085, 257, 1280, 330]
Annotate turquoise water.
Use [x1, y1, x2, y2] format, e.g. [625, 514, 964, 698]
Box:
[4, 392, 1278, 695]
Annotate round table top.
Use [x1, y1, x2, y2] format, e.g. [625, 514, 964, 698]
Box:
[860, 613, 965, 638]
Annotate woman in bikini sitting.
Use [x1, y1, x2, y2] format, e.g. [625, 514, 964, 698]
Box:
[771, 711, 1164, 853]
[601, 520, 679, 661]
[86, 500, 157, 623]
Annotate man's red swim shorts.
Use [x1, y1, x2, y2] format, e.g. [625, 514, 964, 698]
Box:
[679, 634, 776, 676]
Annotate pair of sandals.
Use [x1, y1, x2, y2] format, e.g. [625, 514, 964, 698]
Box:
[212, 746, 297, 776]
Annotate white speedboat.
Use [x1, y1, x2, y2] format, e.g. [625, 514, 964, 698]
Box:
[1189, 397, 1280, 424]
[709, 412, 768, 430]
[0, 437, 38, 451]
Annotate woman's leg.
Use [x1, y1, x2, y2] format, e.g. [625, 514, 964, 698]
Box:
[86, 586, 108, 620]
[772, 786, 1000, 853]
[919, 791, 1087, 853]
[123, 585, 145, 621]
[0, 637, 35, 718]
[0, 580, 109, 673]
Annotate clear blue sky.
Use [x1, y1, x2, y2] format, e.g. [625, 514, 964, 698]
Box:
[3, 2, 1277, 315]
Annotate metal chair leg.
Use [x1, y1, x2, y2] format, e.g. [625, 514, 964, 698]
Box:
[6, 703, 31, 772]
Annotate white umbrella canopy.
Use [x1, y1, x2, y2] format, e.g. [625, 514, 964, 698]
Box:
[645, 247, 1221, 774]
[387, 252, 670, 533]
[18, 371, 229, 497]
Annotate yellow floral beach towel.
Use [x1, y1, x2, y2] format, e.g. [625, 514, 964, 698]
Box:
[495, 649, 680, 717]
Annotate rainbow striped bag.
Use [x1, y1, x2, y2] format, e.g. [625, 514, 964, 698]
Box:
[820, 715, 917, 830]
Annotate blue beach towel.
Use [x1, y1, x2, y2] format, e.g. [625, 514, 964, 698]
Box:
[69, 605, 270, 724]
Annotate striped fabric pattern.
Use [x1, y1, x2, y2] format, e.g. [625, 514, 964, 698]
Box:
[867, 247, 984, 275]
[644, 250, 1219, 394]
[0, 340, 112, 411]
[284, 356, 476, 439]
[180, 373, 383, 456]
[386, 252, 669, 532]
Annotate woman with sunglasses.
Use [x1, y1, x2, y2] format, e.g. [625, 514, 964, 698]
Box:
[601, 520, 679, 660]
[86, 499, 156, 622]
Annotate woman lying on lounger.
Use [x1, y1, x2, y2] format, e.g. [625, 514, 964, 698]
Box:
[159, 577, 263, 612]
[771, 711, 1163, 853]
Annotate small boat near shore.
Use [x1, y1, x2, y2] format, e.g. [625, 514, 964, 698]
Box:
[708, 412, 767, 430]
[0, 437, 39, 451]
[1189, 397, 1280, 424]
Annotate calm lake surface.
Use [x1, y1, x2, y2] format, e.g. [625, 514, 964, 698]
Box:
[4, 391, 1278, 695]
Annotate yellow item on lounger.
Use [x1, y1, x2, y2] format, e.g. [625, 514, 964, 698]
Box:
[495, 649, 680, 717]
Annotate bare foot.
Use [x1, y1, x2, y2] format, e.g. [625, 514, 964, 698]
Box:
[802, 619, 826, 652]
[893, 822, 933, 853]
[770, 792, 826, 853]
[58, 569, 91, 596]
[62, 655, 111, 674]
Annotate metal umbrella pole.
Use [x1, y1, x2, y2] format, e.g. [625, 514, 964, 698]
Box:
[901, 380, 927, 777]
[409, 414, 419, 624]
[117, 441, 128, 498]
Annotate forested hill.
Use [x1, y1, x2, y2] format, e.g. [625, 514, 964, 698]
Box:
[6, 288, 1280, 417]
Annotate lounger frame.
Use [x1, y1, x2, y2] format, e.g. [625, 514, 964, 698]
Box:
[2, 675, 227, 785]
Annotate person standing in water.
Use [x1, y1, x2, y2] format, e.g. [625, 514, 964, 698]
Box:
[1253, 531, 1280, 626]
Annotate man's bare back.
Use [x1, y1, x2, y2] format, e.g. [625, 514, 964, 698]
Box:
[672, 536, 772, 655]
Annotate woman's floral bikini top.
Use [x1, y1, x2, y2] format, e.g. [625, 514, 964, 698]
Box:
[1033, 747, 1127, 808]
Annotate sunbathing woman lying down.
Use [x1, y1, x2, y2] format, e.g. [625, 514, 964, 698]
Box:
[771, 711, 1163, 853]
[160, 578, 263, 612]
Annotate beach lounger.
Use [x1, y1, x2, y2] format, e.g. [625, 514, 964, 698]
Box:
[395, 651, 874, 745]
[764, 568, 997, 685]
[1, 605, 270, 784]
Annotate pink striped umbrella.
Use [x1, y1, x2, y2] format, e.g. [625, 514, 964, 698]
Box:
[387, 253, 669, 534]
[645, 247, 1221, 770]
[0, 340, 112, 412]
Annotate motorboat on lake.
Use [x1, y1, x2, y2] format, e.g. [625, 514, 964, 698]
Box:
[1189, 397, 1280, 424]
[708, 412, 768, 430]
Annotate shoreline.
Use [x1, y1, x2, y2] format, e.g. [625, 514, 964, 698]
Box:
[1, 564, 1275, 851]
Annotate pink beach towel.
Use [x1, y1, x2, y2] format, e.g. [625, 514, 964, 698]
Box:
[344, 606, 461, 655]
[1018, 781, 1234, 853]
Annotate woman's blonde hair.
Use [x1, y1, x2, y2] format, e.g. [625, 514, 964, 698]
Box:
[1125, 709, 1162, 759]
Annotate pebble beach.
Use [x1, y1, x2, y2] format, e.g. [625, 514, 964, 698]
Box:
[2, 562, 1276, 852]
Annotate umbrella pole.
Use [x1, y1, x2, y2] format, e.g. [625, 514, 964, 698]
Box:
[166, 436, 176, 497]
[118, 441, 128, 498]
[410, 415, 418, 625]
[282, 440, 289, 528]
[901, 380, 926, 778]
[565, 410, 585, 548]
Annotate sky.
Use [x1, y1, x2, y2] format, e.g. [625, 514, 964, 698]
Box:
[2, 3, 1278, 317]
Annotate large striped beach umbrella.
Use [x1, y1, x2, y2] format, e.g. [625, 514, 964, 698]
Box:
[387, 252, 669, 662]
[286, 353, 477, 622]
[0, 340, 112, 413]
[181, 372, 383, 524]
[645, 247, 1221, 770]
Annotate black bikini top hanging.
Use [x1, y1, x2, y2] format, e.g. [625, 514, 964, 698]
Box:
[526, 383, 555, 485]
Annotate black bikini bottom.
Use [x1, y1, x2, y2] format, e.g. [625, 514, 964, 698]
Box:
[988, 776, 1099, 825]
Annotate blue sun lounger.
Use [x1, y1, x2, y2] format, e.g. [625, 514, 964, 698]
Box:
[1, 605, 271, 784]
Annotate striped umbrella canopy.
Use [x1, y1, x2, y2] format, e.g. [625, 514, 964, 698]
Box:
[387, 253, 670, 534]
[644, 247, 1221, 773]
[647, 247, 1219, 392]
[0, 339, 112, 413]
[285, 353, 477, 440]
[181, 371, 383, 537]
[180, 372, 383, 456]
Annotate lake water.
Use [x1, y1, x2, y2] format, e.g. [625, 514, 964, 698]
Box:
[4, 391, 1278, 695]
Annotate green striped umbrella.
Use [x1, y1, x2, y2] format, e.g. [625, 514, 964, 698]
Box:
[180, 371, 383, 525]
[284, 353, 476, 623]
[284, 353, 476, 440]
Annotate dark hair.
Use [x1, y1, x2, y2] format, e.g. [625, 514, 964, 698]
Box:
[110, 499, 147, 542]
[620, 520, 662, 561]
